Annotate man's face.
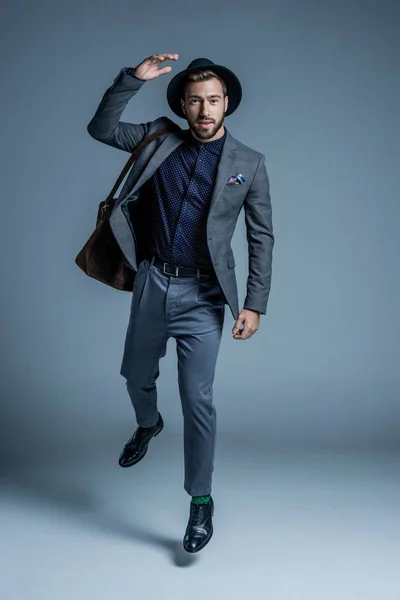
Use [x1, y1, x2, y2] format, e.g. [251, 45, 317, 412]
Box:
[180, 78, 229, 142]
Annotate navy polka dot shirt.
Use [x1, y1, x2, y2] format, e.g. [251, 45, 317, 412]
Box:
[141, 128, 227, 269]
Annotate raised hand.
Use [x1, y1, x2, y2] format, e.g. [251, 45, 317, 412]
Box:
[132, 53, 179, 81]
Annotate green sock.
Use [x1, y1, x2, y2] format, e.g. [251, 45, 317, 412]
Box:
[191, 494, 211, 504]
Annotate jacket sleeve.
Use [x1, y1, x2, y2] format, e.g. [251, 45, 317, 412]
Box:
[243, 155, 275, 315]
[86, 67, 155, 152]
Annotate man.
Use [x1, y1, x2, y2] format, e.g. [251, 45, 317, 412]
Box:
[86, 53, 274, 553]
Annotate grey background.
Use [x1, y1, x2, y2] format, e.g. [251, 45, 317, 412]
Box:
[0, 1, 399, 597]
[1, 0, 398, 450]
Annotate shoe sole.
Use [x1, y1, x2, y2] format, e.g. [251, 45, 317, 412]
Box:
[183, 501, 214, 553]
[118, 422, 164, 468]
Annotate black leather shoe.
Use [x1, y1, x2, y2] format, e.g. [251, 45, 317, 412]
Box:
[183, 496, 214, 553]
[118, 412, 164, 468]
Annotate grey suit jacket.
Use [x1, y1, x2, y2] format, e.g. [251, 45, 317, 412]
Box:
[87, 67, 274, 321]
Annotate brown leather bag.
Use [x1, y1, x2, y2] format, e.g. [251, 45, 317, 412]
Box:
[75, 128, 169, 291]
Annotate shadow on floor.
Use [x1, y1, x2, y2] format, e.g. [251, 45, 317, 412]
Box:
[1, 456, 196, 568]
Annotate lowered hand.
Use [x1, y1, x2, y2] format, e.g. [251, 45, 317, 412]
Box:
[232, 309, 260, 340]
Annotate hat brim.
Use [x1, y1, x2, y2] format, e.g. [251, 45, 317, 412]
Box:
[167, 63, 242, 119]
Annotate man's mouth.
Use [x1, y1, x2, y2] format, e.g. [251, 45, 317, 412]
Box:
[198, 121, 213, 127]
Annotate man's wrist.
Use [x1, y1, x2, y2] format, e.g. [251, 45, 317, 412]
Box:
[129, 68, 146, 81]
[243, 307, 261, 315]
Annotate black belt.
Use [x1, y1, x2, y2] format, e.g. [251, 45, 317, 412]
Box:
[147, 256, 215, 277]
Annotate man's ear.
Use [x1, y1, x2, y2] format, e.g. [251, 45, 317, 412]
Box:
[180, 98, 186, 114]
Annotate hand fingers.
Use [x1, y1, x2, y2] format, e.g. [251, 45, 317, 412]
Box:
[233, 321, 256, 340]
[233, 329, 249, 340]
[153, 66, 173, 76]
[149, 53, 179, 63]
[236, 321, 250, 339]
[232, 319, 243, 335]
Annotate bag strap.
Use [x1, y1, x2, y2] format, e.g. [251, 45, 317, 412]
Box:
[105, 127, 170, 203]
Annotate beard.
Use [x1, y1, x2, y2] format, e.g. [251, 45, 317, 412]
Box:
[189, 113, 225, 140]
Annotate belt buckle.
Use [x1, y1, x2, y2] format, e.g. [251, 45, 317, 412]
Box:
[163, 262, 179, 277]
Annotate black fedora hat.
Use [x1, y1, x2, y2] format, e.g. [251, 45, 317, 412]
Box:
[167, 58, 242, 119]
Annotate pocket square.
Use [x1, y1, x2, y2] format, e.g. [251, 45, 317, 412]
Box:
[226, 173, 246, 185]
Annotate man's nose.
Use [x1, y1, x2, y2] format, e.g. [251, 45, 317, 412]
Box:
[200, 101, 211, 114]
[200, 107, 211, 117]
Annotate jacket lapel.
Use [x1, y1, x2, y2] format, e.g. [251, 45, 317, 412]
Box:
[208, 128, 238, 215]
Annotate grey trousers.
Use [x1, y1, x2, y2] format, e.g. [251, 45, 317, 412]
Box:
[120, 258, 226, 496]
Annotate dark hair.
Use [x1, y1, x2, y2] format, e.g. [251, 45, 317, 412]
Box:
[180, 69, 228, 99]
